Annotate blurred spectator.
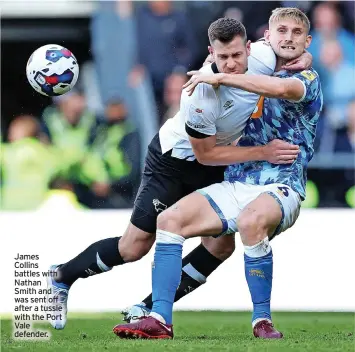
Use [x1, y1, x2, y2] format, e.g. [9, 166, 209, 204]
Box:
[79, 61, 105, 117]
[320, 99, 355, 208]
[184, 1, 280, 67]
[335, 99, 355, 153]
[316, 40, 355, 152]
[90, 0, 158, 166]
[136, 0, 197, 118]
[216, 1, 282, 41]
[281, 1, 312, 13]
[346, 100, 355, 150]
[162, 71, 187, 124]
[0, 115, 59, 210]
[309, 1, 355, 35]
[309, 3, 355, 66]
[79, 99, 141, 209]
[335, 100, 355, 208]
[320, 40, 355, 128]
[40, 178, 85, 211]
[91, 1, 136, 105]
[41, 90, 96, 181]
[41, 90, 114, 207]
[183, 1, 224, 67]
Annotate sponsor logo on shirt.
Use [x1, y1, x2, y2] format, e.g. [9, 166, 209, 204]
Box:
[186, 120, 206, 129]
[300, 70, 316, 81]
[188, 105, 207, 129]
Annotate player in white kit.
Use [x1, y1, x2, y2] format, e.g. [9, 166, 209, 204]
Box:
[46, 18, 301, 330]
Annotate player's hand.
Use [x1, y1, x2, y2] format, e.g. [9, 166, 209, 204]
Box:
[203, 53, 214, 66]
[263, 139, 300, 164]
[282, 51, 313, 71]
[183, 71, 221, 96]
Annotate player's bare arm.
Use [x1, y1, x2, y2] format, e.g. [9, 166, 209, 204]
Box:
[184, 72, 305, 102]
[189, 134, 299, 166]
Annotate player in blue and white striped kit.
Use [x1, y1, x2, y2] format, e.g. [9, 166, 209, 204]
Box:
[114, 7, 323, 339]
[191, 63, 323, 338]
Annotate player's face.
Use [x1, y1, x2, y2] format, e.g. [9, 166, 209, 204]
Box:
[265, 19, 312, 60]
[210, 36, 250, 74]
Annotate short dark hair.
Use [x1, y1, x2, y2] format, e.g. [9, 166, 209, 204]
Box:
[208, 18, 247, 44]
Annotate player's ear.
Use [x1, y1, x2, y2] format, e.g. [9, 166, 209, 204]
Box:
[208, 46, 213, 55]
[305, 35, 312, 49]
[264, 29, 270, 42]
[246, 40, 251, 56]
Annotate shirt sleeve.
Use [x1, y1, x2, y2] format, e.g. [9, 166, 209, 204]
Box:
[290, 70, 321, 103]
[247, 41, 276, 76]
[180, 83, 220, 138]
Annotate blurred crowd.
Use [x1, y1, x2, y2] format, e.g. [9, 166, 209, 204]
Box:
[1, 0, 354, 211]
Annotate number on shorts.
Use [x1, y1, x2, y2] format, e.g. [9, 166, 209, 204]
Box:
[277, 186, 289, 197]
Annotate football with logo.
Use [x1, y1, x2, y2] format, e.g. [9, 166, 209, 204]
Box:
[26, 44, 79, 97]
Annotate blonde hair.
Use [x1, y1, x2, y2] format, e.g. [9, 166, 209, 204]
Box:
[269, 7, 310, 33]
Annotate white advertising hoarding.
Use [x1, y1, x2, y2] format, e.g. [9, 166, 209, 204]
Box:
[1, 208, 354, 314]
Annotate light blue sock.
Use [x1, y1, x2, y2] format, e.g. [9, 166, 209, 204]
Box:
[151, 230, 185, 324]
[244, 238, 273, 323]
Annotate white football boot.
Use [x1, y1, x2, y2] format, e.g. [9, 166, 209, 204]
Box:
[46, 265, 70, 329]
[121, 303, 151, 323]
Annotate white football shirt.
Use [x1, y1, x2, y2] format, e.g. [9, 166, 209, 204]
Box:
[159, 41, 276, 161]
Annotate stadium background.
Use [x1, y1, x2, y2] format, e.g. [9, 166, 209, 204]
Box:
[0, 1, 354, 351]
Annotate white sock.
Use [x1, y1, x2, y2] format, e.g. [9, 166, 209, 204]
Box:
[149, 311, 166, 324]
[244, 237, 271, 258]
[252, 317, 272, 328]
[156, 229, 185, 245]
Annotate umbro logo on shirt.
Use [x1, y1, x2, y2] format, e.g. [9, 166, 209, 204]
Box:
[223, 100, 234, 110]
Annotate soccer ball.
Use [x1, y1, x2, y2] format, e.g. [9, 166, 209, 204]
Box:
[26, 44, 79, 97]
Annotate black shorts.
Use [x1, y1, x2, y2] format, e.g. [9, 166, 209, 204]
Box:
[131, 134, 225, 233]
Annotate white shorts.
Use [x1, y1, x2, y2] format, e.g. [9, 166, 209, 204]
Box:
[197, 181, 301, 237]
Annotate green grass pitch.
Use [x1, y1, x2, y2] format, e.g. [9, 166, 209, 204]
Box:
[1, 311, 354, 352]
